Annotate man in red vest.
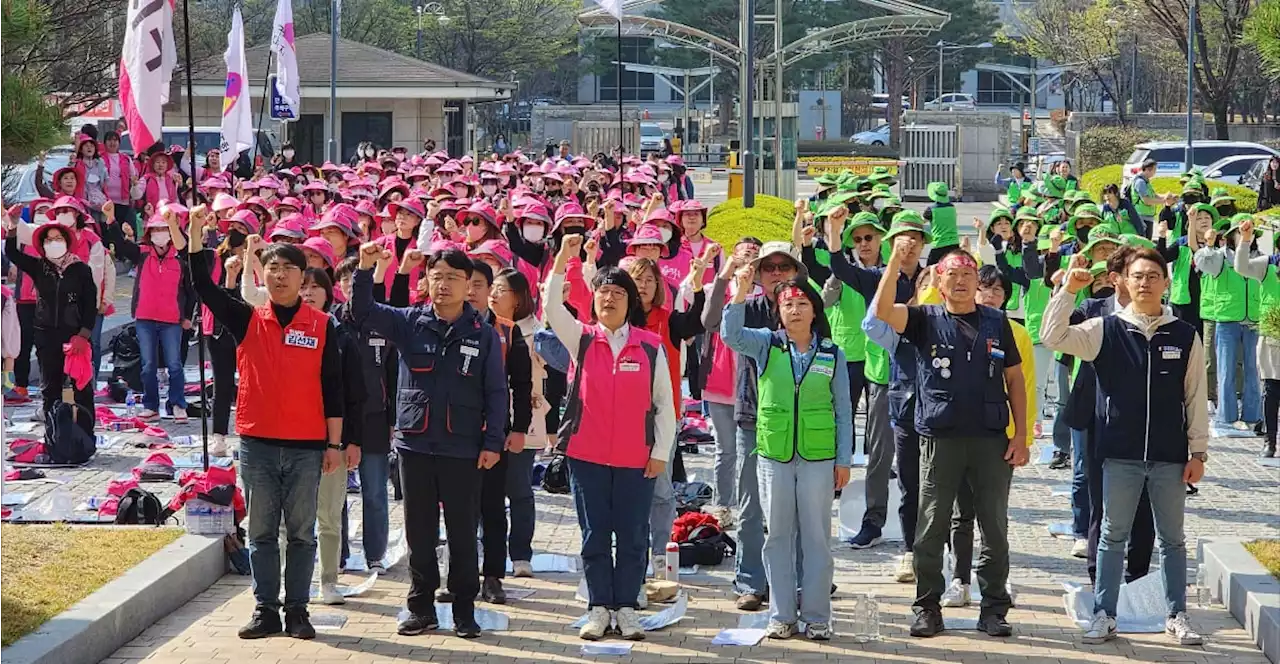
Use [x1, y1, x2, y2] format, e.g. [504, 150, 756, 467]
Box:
[187, 205, 349, 642]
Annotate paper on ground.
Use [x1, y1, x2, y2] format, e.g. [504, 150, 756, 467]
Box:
[310, 613, 348, 630]
[396, 605, 509, 631]
[1032, 443, 1056, 465]
[310, 572, 379, 599]
[1061, 574, 1167, 633]
[580, 643, 633, 655]
[712, 628, 767, 645]
[505, 552, 578, 574]
[1049, 485, 1071, 497]
[1258, 457, 1280, 468]
[570, 592, 687, 631]
[1046, 522, 1074, 538]
[1208, 422, 1257, 438]
[343, 528, 407, 572]
[2, 493, 30, 506]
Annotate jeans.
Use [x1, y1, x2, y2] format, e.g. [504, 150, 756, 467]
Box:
[1094, 459, 1188, 618]
[1084, 430, 1153, 585]
[1033, 344, 1055, 417]
[758, 456, 835, 626]
[733, 426, 768, 597]
[506, 448, 537, 562]
[135, 320, 187, 412]
[240, 438, 323, 611]
[358, 452, 391, 563]
[480, 450, 510, 578]
[400, 450, 482, 618]
[1051, 361, 1072, 455]
[1215, 321, 1261, 424]
[90, 313, 104, 388]
[707, 402, 738, 508]
[862, 383, 893, 529]
[569, 458, 655, 610]
[317, 461, 348, 584]
[648, 435, 678, 558]
[1070, 428, 1090, 539]
[894, 424, 920, 553]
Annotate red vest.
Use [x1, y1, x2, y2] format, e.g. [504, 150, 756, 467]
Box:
[565, 325, 661, 469]
[644, 305, 681, 413]
[235, 303, 329, 441]
[133, 246, 183, 323]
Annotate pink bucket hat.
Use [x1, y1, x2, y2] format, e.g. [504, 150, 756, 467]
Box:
[301, 236, 338, 269]
[468, 239, 513, 268]
[626, 223, 671, 258]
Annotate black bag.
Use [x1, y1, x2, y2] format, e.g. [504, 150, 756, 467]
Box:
[44, 399, 95, 465]
[109, 323, 143, 392]
[540, 454, 571, 494]
[674, 481, 713, 514]
[678, 527, 736, 567]
[114, 488, 166, 525]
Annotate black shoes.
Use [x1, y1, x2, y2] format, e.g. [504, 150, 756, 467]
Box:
[978, 613, 1013, 637]
[481, 577, 507, 604]
[397, 611, 440, 635]
[454, 618, 482, 639]
[436, 589, 456, 602]
[284, 608, 316, 640]
[1186, 483, 1199, 496]
[909, 608, 945, 637]
[237, 608, 282, 639]
[1048, 451, 1070, 470]
[1263, 441, 1277, 458]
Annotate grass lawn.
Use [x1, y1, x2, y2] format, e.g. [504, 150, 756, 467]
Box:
[1, 524, 184, 646]
[1245, 539, 1280, 581]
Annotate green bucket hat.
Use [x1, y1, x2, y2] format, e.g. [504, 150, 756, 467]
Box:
[1035, 220, 1058, 250]
[927, 181, 951, 204]
[840, 211, 886, 248]
[1083, 223, 1123, 258]
[868, 166, 897, 186]
[815, 173, 841, 189]
[989, 206, 1015, 225]
[1187, 202, 1224, 230]
[883, 209, 932, 244]
[866, 187, 893, 203]
[1088, 261, 1110, 278]
[1067, 202, 1105, 235]
[1016, 206, 1042, 225]
[1211, 191, 1237, 208]
[1120, 233, 1156, 250]
[816, 190, 859, 217]
[1227, 213, 1260, 238]
[1042, 175, 1068, 199]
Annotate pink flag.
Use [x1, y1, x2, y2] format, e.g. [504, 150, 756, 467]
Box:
[119, 0, 178, 153]
[270, 0, 300, 118]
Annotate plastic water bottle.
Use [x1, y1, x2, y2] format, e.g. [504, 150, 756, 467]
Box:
[664, 541, 680, 582]
[171, 435, 196, 447]
[125, 391, 137, 418]
[850, 592, 880, 642]
[1196, 564, 1211, 607]
[47, 489, 73, 521]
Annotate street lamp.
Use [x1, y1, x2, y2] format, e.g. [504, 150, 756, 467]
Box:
[416, 2, 448, 60]
[934, 41, 993, 103]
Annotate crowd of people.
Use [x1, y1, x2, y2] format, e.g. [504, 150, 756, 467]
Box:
[6, 130, 1265, 647]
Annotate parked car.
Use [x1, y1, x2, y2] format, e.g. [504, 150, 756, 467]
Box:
[1240, 158, 1269, 193]
[119, 126, 278, 166]
[1122, 140, 1280, 188]
[1, 147, 73, 206]
[870, 94, 910, 111]
[639, 122, 666, 155]
[1202, 154, 1272, 186]
[922, 93, 977, 111]
[850, 124, 891, 146]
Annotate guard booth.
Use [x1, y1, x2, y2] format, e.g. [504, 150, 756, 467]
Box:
[753, 100, 799, 201]
[900, 125, 961, 199]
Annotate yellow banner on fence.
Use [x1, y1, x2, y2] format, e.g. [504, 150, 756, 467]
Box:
[802, 159, 900, 177]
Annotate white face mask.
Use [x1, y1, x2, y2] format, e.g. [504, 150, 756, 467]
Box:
[56, 212, 76, 226]
[283, 149, 295, 159]
[658, 173, 669, 183]
[151, 231, 171, 247]
[521, 223, 546, 243]
[482, 184, 497, 197]
[529, 179, 544, 192]
[659, 226, 673, 243]
[44, 241, 67, 259]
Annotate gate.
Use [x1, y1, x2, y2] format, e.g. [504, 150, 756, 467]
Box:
[900, 125, 960, 198]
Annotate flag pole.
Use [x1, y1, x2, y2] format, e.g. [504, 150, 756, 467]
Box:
[252, 53, 276, 166]
[616, 19, 624, 152]
[180, 0, 210, 471]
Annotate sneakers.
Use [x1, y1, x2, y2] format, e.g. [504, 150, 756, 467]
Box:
[1232, 420, 1252, 431]
[1048, 451, 1070, 470]
[940, 579, 970, 607]
[894, 553, 916, 583]
[436, 589, 455, 602]
[1166, 611, 1205, 645]
[138, 409, 160, 422]
[397, 611, 439, 635]
[172, 405, 188, 423]
[1081, 609, 1117, 644]
[704, 504, 734, 529]
[805, 622, 832, 640]
[209, 433, 228, 457]
[1071, 538, 1089, 559]
[237, 608, 282, 639]
[1265, 441, 1278, 458]
[368, 560, 386, 574]
[736, 593, 766, 611]
[283, 608, 315, 639]
[346, 470, 361, 493]
[511, 560, 534, 578]
[978, 613, 1013, 637]
[579, 606, 610, 640]
[849, 523, 883, 549]
[765, 619, 796, 639]
[909, 607, 944, 637]
[320, 583, 345, 605]
[481, 577, 507, 604]
[454, 616, 482, 639]
[616, 607, 644, 640]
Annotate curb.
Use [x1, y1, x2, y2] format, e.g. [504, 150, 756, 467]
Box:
[3, 532, 226, 664]
[1200, 538, 1280, 663]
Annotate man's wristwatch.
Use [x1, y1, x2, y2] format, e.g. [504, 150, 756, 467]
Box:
[1190, 452, 1208, 463]
[327, 443, 342, 451]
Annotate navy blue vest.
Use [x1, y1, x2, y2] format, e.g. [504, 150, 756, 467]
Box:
[888, 338, 918, 428]
[911, 305, 1010, 438]
[1093, 314, 1195, 464]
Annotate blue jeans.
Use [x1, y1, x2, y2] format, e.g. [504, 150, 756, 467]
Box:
[1094, 459, 1188, 618]
[569, 458, 655, 610]
[758, 456, 835, 626]
[1215, 321, 1261, 424]
[358, 452, 391, 563]
[1051, 361, 1072, 454]
[707, 402, 738, 508]
[239, 438, 324, 611]
[733, 426, 768, 597]
[649, 434, 678, 558]
[1070, 428, 1090, 539]
[135, 320, 187, 412]
[505, 448, 537, 562]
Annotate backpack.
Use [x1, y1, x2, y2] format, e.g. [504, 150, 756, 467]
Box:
[114, 487, 166, 525]
[44, 399, 96, 464]
[109, 323, 143, 392]
[673, 481, 713, 514]
[671, 513, 736, 567]
[540, 454, 571, 494]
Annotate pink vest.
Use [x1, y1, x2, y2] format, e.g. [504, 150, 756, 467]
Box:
[564, 325, 662, 469]
[72, 228, 100, 263]
[703, 333, 737, 401]
[134, 246, 183, 323]
[16, 244, 41, 303]
[102, 152, 132, 203]
[140, 173, 178, 210]
[377, 234, 425, 305]
[659, 246, 692, 291]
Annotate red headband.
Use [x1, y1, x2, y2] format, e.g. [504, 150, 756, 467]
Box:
[778, 286, 807, 301]
[936, 252, 978, 274]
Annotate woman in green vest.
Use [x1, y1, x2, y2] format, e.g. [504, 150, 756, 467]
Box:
[1230, 216, 1280, 458]
[1194, 209, 1262, 428]
[721, 271, 854, 642]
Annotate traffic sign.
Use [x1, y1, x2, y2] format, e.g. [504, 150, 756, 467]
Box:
[269, 75, 296, 121]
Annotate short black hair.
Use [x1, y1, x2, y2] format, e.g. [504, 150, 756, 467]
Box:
[1141, 158, 1158, 170]
[303, 267, 334, 312]
[470, 259, 495, 286]
[281, 141, 295, 150]
[335, 256, 360, 281]
[495, 268, 536, 321]
[79, 123, 98, 140]
[260, 243, 307, 271]
[104, 131, 120, 142]
[770, 278, 831, 339]
[1123, 247, 1168, 278]
[1102, 183, 1120, 197]
[737, 236, 764, 248]
[426, 247, 474, 277]
[977, 265, 1012, 310]
[591, 266, 647, 328]
[1011, 161, 1026, 174]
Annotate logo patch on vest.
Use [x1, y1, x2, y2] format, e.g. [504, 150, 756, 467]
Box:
[811, 364, 834, 377]
[284, 329, 319, 350]
[618, 361, 641, 372]
[816, 352, 835, 362]
[1160, 346, 1182, 360]
[459, 344, 480, 373]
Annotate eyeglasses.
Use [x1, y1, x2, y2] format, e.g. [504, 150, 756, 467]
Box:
[264, 263, 302, 275]
[1126, 272, 1164, 283]
[759, 261, 794, 274]
[852, 234, 878, 244]
[597, 287, 628, 300]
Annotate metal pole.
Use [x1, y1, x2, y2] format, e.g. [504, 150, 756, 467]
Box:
[327, 0, 338, 162]
[617, 21, 625, 152]
[683, 69, 690, 153]
[773, 1, 782, 194]
[1029, 56, 1037, 142]
[742, 0, 755, 207]
[938, 43, 944, 101]
[179, 0, 209, 470]
[1185, 0, 1196, 170]
[416, 7, 423, 60]
[251, 54, 275, 166]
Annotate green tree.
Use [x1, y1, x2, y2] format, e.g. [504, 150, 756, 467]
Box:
[1244, 0, 1280, 80]
[1, 0, 71, 162]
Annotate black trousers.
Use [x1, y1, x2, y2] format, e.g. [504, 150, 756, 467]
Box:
[36, 337, 95, 435]
[15, 303, 36, 388]
[480, 450, 510, 578]
[207, 331, 238, 435]
[1265, 379, 1280, 445]
[894, 424, 920, 553]
[1084, 430, 1153, 585]
[400, 450, 482, 618]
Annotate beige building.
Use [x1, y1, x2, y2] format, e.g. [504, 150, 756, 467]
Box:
[171, 34, 512, 163]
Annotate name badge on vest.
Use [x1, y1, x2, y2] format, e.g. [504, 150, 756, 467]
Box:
[459, 344, 480, 373]
[284, 329, 319, 350]
[618, 360, 641, 372]
[1161, 346, 1182, 360]
[811, 364, 834, 377]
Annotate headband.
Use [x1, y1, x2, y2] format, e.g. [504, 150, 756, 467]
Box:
[597, 269, 633, 290]
[778, 285, 807, 301]
[935, 252, 978, 274]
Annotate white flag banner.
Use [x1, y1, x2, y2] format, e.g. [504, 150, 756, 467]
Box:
[219, 7, 253, 162]
[270, 0, 301, 118]
[119, 0, 178, 152]
[590, 0, 623, 20]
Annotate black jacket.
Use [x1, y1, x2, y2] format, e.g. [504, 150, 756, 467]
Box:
[333, 317, 367, 449]
[333, 301, 394, 453]
[5, 236, 97, 338]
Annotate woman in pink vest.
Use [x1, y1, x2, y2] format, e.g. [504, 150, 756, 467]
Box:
[200, 208, 260, 455]
[543, 235, 677, 642]
[114, 209, 194, 422]
[5, 199, 54, 403]
[50, 196, 110, 380]
[376, 197, 427, 306]
[136, 151, 182, 218]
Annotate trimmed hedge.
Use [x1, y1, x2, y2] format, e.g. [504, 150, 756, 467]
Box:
[1077, 127, 1179, 174]
[1080, 164, 1259, 213]
[706, 194, 795, 248]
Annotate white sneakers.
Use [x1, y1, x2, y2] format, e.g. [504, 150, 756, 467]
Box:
[703, 505, 734, 529]
[894, 553, 916, 583]
[172, 405, 188, 423]
[616, 607, 644, 640]
[209, 433, 228, 457]
[579, 606, 610, 640]
[511, 560, 534, 578]
[1071, 538, 1089, 559]
[940, 578, 970, 607]
[320, 583, 345, 605]
[765, 620, 796, 639]
[805, 622, 832, 640]
[1165, 612, 1205, 645]
[1082, 610, 1117, 644]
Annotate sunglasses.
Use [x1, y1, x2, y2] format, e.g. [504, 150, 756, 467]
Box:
[465, 218, 486, 226]
[759, 261, 794, 274]
[852, 234, 878, 244]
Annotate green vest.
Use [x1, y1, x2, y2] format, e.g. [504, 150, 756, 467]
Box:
[1023, 279, 1052, 345]
[928, 204, 959, 249]
[1261, 265, 1280, 320]
[1131, 175, 1156, 217]
[1005, 249, 1024, 312]
[1007, 180, 1031, 204]
[1201, 261, 1261, 323]
[756, 339, 839, 463]
[813, 275, 867, 364]
[1170, 245, 1193, 306]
